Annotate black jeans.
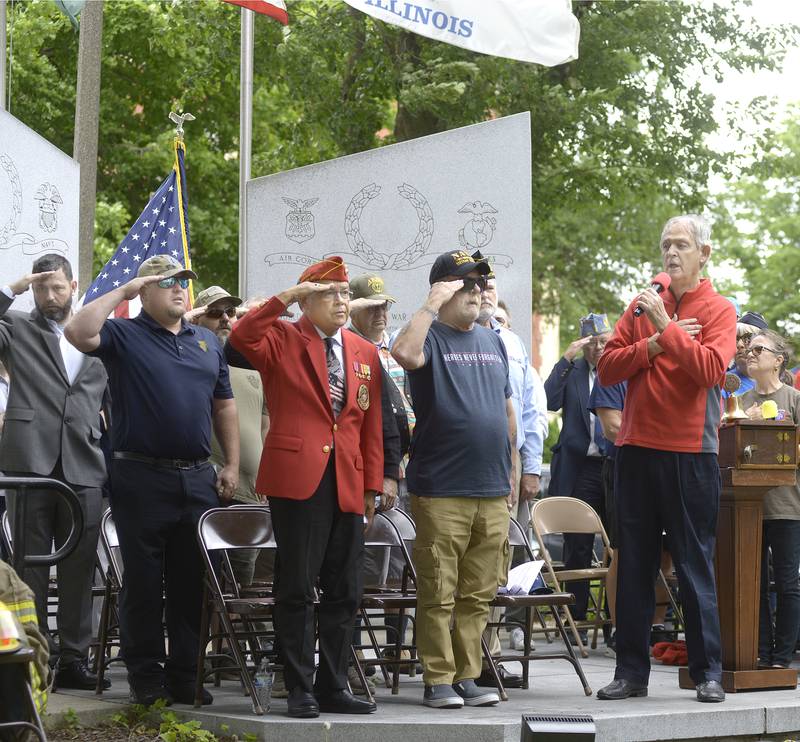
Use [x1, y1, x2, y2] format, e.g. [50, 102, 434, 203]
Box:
[269, 457, 364, 695]
[759, 519, 800, 666]
[614, 445, 722, 685]
[563, 456, 605, 620]
[110, 459, 218, 686]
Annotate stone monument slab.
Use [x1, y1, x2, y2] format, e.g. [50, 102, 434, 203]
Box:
[245, 113, 532, 350]
[0, 110, 80, 311]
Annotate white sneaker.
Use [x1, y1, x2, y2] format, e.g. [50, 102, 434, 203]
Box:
[509, 627, 531, 651]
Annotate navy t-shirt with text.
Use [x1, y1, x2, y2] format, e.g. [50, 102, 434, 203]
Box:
[406, 321, 512, 498]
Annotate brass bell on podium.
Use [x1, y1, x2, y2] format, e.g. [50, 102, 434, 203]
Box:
[722, 372, 749, 423]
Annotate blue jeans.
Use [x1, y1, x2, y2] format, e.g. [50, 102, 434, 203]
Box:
[759, 519, 800, 666]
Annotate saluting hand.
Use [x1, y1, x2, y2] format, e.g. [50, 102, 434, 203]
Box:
[277, 281, 334, 307]
[8, 271, 57, 296]
[184, 306, 208, 323]
[121, 275, 164, 300]
[425, 280, 464, 313]
[563, 335, 592, 362]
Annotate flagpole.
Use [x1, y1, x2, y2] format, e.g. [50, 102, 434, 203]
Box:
[238, 6, 254, 299]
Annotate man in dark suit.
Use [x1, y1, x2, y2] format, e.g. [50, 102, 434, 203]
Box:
[229, 256, 383, 719]
[544, 313, 612, 641]
[0, 254, 109, 690]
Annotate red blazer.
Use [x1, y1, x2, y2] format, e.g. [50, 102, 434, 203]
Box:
[229, 296, 383, 514]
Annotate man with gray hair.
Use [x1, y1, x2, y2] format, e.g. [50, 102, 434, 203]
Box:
[596, 214, 736, 704]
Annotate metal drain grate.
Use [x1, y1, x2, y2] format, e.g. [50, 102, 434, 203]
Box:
[521, 713, 596, 741]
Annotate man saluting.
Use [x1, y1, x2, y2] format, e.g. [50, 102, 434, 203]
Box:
[229, 257, 383, 718]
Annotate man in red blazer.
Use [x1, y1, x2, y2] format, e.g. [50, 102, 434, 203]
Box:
[229, 256, 383, 718]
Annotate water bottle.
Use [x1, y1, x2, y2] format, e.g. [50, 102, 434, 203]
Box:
[252, 657, 273, 714]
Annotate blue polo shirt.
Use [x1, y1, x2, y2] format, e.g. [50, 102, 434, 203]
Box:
[587, 379, 627, 459]
[88, 310, 233, 459]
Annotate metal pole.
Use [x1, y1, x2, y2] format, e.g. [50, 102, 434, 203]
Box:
[73, 0, 104, 293]
[0, 0, 7, 111]
[238, 6, 254, 299]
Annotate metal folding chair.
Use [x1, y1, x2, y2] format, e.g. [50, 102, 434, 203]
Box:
[530, 496, 613, 658]
[482, 517, 592, 698]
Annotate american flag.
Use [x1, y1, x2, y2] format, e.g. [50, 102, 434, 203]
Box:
[84, 140, 193, 318]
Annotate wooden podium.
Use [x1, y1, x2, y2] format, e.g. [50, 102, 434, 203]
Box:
[679, 419, 800, 692]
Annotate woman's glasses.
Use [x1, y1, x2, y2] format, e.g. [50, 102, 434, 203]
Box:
[746, 344, 780, 358]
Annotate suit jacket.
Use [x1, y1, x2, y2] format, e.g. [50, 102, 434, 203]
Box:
[229, 297, 383, 514]
[0, 292, 108, 487]
[544, 356, 592, 499]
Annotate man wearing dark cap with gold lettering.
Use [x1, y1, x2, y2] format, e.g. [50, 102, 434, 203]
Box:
[229, 256, 383, 718]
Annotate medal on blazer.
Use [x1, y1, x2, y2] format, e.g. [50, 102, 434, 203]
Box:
[357, 383, 370, 410]
[353, 362, 371, 380]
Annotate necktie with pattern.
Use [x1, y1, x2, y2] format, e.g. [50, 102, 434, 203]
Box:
[325, 337, 345, 417]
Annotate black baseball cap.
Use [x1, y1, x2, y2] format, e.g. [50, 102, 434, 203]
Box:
[429, 249, 491, 286]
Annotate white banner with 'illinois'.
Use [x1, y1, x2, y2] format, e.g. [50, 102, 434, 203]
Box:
[341, 0, 579, 66]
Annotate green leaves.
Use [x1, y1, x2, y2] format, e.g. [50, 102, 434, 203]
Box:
[8, 0, 795, 339]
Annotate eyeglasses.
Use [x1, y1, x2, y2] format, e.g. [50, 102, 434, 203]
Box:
[205, 306, 236, 319]
[158, 277, 190, 289]
[494, 315, 508, 326]
[319, 288, 354, 301]
[458, 276, 488, 293]
[746, 344, 780, 357]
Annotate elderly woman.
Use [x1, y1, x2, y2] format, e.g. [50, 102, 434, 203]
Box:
[740, 329, 800, 669]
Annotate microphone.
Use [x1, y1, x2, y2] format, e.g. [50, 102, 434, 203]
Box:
[634, 272, 672, 317]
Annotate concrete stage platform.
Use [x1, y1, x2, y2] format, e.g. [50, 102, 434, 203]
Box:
[47, 650, 800, 742]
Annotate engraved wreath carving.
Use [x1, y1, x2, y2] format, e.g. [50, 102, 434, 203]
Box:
[343, 183, 434, 270]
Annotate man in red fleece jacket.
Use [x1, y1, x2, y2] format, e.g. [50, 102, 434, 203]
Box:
[595, 214, 736, 704]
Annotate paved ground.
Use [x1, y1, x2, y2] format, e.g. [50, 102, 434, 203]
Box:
[45, 644, 800, 742]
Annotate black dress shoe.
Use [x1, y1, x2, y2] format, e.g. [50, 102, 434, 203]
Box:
[288, 687, 320, 718]
[55, 659, 111, 691]
[596, 678, 648, 700]
[696, 680, 725, 703]
[316, 689, 377, 714]
[168, 681, 212, 706]
[476, 664, 523, 689]
[129, 682, 173, 707]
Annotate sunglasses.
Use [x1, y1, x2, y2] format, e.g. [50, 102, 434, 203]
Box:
[205, 306, 236, 319]
[458, 276, 488, 293]
[158, 276, 190, 289]
[746, 344, 780, 357]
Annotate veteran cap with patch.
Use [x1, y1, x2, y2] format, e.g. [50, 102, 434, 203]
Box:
[298, 256, 349, 284]
[428, 249, 491, 286]
[349, 274, 396, 310]
[580, 312, 612, 337]
[137, 254, 198, 280]
[194, 285, 242, 309]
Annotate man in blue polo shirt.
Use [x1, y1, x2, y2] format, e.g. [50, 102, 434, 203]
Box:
[65, 255, 240, 707]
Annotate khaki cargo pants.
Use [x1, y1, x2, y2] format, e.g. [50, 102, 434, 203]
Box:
[411, 494, 510, 686]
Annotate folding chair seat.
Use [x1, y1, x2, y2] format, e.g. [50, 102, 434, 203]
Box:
[482, 517, 592, 699]
[530, 497, 613, 658]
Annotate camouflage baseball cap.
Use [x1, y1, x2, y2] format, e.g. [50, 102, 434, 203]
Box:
[349, 274, 396, 307]
[137, 254, 197, 280]
[195, 286, 242, 309]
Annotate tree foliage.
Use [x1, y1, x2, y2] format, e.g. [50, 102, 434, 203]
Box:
[6, 0, 795, 341]
[714, 107, 800, 342]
